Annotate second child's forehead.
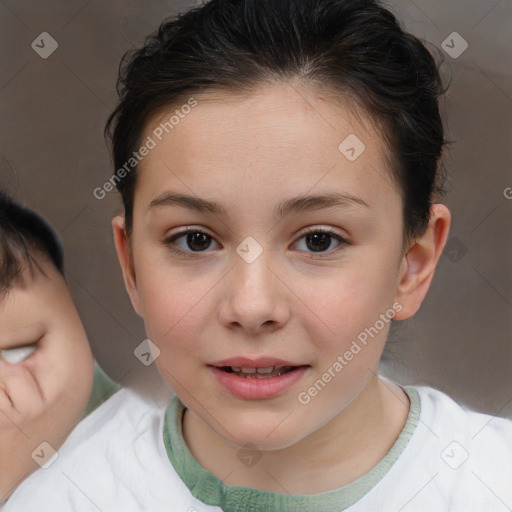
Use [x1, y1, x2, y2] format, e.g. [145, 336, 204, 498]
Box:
[0, 271, 44, 337]
[135, 82, 399, 217]
[0, 254, 59, 304]
[0, 258, 63, 343]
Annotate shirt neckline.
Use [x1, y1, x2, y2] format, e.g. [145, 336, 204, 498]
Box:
[163, 384, 421, 512]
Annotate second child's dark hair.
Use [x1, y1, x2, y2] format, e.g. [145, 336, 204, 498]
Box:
[0, 191, 64, 292]
[105, 0, 447, 245]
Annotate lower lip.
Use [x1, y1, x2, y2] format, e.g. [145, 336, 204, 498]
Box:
[209, 366, 308, 400]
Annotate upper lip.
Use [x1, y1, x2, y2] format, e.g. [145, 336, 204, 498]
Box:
[209, 357, 303, 368]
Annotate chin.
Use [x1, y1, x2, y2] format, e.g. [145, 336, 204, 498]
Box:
[230, 432, 305, 453]
[214, 415, 306, 452]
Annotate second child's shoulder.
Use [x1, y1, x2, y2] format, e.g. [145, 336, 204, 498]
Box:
[3, 386, 178, 512]
[42, 385, 170, 470]
[78, 385, 167, 436]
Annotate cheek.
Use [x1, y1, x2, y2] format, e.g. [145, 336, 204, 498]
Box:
[28, 326, 92, 401]
[299, 265, 396, 344]
[138, 268, 212, 356]
[135, 242, 207, 331]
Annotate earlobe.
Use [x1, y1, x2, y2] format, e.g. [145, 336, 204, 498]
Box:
[394, 204, 451, 320]
[112, 216, 142, 317]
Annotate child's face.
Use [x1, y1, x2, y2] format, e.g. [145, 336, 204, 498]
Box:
[0, 254, 94, 439]
[115, 83, 416, 450]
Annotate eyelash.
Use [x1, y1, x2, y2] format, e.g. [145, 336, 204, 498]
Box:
[163, 227, 349, 257]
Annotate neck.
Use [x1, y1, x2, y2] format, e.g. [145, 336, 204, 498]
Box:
[182, 375, 410, 495]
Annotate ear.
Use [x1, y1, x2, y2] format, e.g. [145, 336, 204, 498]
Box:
[112, 215, 142, 317]
[394, 204, 451, 320]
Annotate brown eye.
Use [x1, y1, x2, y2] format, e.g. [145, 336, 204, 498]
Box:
[165, 229, 220, 254]
[294, 228, 347, 254]
[184, 232, 212, 251]
[305, 232, 334, 252]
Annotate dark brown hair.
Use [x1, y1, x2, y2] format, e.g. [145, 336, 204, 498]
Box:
[0, 191, 64, 291]
[105, 0, 447, 243]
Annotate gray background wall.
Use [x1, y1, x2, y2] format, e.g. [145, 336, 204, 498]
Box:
[1, 0, 510, 415]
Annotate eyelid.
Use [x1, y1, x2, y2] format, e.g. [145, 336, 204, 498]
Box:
[298, 225, 344, 237]
[296, 225, 349, 243]
[166, 226, 213, 239]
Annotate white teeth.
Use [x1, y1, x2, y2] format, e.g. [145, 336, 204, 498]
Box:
[225, 365, 297, 378]
[256, 367, 274, 374]
[231, 367, 276, 374]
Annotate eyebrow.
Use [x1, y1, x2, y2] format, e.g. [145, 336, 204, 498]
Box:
[148, 191, 369, 218]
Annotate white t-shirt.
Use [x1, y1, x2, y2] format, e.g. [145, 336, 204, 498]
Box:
[3, 382, 512, 512]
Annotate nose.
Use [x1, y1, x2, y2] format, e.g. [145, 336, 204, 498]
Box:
[218, 250, 291, 335]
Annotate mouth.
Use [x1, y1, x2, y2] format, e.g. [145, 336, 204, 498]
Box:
[217, 365, 301, 378]
[208, 358, 309, 399]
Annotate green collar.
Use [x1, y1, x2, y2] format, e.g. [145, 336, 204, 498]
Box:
[163, 385, 420, 512]
[83, 361, 121, 418]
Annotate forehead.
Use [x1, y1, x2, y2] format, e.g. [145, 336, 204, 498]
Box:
[147, 82, 387, 156]
[136, 82, 400, 217]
